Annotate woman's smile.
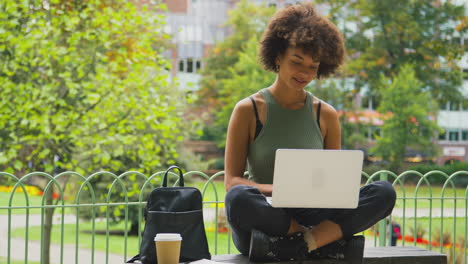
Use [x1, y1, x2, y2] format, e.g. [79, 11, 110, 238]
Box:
[293, 77, 308, 86]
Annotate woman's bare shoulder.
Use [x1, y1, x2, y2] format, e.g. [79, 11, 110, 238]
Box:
[233, 97, 255, 115]
[313, 96, 338, 118]
[234, 92, 265, 113]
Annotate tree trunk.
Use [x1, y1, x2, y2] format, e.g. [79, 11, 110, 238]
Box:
[41, 173, 71, 264]
[42, 189, 55, 264]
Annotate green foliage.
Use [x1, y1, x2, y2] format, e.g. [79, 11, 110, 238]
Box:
[197, 0, 275, 145]
[406, 162, 468, 186]
[0, 0, 192, 175]
[308, 79, 348, 110]
[214, 36, 275, 146]
[371, 65, 439, 172]
[318, 0, 466, 102]
[308, 79, 371, 149]
[0, 0, 198, 236]
[363, 162, 390, 176]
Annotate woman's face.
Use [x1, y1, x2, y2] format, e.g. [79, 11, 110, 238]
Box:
[277, 47, 320, 91]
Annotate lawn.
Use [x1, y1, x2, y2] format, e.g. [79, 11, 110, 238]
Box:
[0, 191, 44, 215]
[0, 256, 39, 264]
[11, 220, 240, 256]
[393, 184, 467, 209]
[191, 180, 227, 203]
[0, 191, 74, 215]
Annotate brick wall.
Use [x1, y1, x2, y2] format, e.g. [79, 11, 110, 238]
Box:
[162, 0, 189, 13]
[131, 0, 188, 13]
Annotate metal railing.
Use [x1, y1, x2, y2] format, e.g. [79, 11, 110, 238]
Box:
[0, 170, 467, 264]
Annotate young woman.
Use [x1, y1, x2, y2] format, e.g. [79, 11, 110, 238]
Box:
[223, 3, 396, 263]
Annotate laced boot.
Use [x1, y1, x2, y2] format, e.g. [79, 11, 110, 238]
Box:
[312, 235, 365, 264]
[249, 229, 310, 262]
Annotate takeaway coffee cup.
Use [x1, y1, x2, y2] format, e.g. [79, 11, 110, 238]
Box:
[154, 233, 182, 264]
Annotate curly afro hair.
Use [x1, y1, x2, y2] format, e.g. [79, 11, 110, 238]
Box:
[259, 3, 345, 79]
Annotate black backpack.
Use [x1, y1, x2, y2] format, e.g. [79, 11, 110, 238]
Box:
[127, 166, 211, 263]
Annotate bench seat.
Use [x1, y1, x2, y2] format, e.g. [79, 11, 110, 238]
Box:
[212, 246, 446, 264]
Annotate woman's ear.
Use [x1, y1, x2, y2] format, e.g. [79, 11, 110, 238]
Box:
[276, 53, 283, 65]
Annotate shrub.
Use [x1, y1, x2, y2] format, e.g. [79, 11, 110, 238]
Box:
[405, 162, 468, 186]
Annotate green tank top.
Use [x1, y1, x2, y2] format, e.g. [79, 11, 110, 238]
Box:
[247, 88, 324, 184]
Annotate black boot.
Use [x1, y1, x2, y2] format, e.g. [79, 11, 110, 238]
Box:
[249, 229, 309, 262]
[313, 235, 365, 264]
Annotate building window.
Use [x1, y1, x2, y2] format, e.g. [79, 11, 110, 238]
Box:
[187, 58, 194, 73]
[449, 129, 459, 141]
[178, 60, 184, 72]
[449, 102, 459, 111]
[462, 130, 468, 141]
[463, 100, 468, 111]
[178, 58, 202, 73]
[438, 129, 446, 141]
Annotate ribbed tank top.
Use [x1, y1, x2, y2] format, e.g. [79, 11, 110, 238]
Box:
[247, 88, 324, 184]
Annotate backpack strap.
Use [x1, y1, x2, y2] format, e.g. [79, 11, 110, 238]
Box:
[163, 165, 185, 187]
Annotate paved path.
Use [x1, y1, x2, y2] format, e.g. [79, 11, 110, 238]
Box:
[0, 214, 125, 264]
[391, 208, 465, 218]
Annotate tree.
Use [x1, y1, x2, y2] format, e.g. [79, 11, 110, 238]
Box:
[371, 64, 439, 172]
[0, 1, 194, 262]
[307, 79, 369, 150]
[317, 0, 466, 103]
[214, 36, 275, 146]
[196, 0, 275, 144]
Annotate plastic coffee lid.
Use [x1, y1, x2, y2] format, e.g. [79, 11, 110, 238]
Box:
[154, 233, 182, 241]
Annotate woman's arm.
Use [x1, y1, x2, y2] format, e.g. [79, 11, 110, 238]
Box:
[224, 99, 273, 195]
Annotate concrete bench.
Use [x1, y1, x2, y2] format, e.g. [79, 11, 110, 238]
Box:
[211, 246, 446, 264]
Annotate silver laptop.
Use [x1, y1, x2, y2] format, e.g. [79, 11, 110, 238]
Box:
[268, 149, 364, 208]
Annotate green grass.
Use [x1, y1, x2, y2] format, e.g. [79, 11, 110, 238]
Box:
[191, 180, 226, 203]
[394, 184, 467, 209]
[0, 192, 44, 215]
[205, 229, 240, 255]
[0, 191, 74, 215]
[12, 220, 240, 256]
[0, 256, 40, 264]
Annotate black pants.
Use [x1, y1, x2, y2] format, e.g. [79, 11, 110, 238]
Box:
[224, 181, 396, 256]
